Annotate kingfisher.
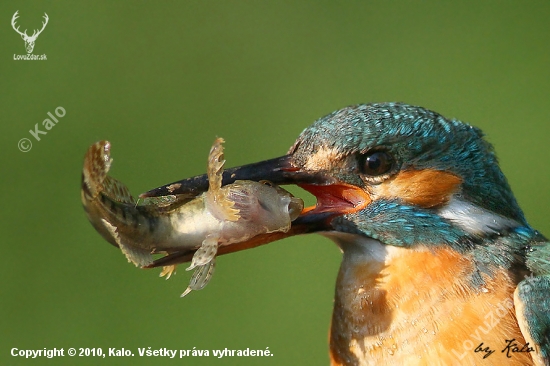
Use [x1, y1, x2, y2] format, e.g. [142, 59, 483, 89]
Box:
[140, 103, 550, 365]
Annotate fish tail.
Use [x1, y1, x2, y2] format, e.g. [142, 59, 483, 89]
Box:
[81, 141, 153, 267]
[82, 140, 135, 205]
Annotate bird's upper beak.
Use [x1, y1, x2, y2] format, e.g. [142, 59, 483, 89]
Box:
[140, 154, 370, 268]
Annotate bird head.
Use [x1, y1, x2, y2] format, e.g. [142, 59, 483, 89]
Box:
[141, 102, 546, 365]
[142, 102, 531, 264]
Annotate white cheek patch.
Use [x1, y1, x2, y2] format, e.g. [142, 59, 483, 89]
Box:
[438, 197, 521, 235]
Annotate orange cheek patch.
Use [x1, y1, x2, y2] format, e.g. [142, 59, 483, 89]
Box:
[372, 169, 462, 208]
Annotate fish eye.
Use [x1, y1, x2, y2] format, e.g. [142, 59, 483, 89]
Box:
[359, 151, 394, 176]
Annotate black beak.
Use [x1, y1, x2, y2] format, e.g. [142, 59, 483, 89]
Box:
[140, 154, 369, 269]
[139, 155, 332, 198]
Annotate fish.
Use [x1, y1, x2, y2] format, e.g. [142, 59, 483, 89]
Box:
[81, 138, 304, 297]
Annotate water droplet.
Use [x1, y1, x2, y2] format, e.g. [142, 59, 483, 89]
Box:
[387, 349, 394, 355]
[422, 328, 428, 333]
[481, 287, 489, 293]
[431, 331, 436, 335]
[392, 344, 397, 349]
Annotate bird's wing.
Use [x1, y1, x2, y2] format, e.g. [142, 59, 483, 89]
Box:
[514, 241, 550, 366]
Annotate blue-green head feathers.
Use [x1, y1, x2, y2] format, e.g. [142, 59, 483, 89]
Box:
[290, 102, 527, 225]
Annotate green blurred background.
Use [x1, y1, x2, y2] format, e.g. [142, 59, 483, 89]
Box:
[1, 1, 549, 365]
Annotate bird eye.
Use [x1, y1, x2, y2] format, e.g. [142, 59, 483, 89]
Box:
[360, 151, 394, 176]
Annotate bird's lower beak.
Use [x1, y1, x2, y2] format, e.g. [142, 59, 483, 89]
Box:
[140, 155, 369, 268]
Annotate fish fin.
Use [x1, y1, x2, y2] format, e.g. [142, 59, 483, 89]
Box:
[221, 181, 260, 222]
[141, 195, 179, 207]
[101, 219, 153, 267]
[82, 140, 136, 204]
[187, 234, 219, 271]
[82, 140, 112, 199]
[207, 137, 225, 192]
[183, 234, 219, 297]
[181, 258, 216, 298]
[206, 138, 240, 221]
[160, 265, 177, 279]
[514, 274, 550, 366]
[103, 176, 135, 204]
[207, 191, 241, 222]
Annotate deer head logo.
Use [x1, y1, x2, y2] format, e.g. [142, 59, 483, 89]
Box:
[11, 11, 49, 54]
